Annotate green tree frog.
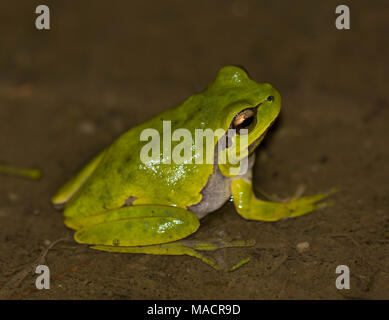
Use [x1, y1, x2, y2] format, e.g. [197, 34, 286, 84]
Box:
[52, 66, 331, 269]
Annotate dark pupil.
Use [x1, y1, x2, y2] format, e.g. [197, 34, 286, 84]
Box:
[236, 116, 254, 130]
[267, 96, 274, 102]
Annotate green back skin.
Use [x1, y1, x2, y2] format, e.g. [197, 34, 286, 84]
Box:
[63, 66, 281, 220]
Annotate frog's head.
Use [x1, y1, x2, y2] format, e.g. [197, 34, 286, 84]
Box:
[207, 66, 281, 160]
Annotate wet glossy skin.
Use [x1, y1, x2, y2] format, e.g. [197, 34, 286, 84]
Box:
[52, 66, 330, 269]
[54, 66, 280, 219]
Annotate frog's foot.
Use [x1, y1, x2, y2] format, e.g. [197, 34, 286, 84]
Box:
[232, 178, 337, 221]
[91, 239, 255, 270]
[283, 189, 335, 218]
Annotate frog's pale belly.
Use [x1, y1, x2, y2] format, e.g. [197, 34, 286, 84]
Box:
[187, 153, 255, 219]
[187, 164, 232, 219]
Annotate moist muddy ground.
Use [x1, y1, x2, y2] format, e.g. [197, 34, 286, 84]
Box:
[0, 0, 388, 299]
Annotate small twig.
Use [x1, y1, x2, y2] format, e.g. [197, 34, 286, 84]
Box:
[229, 258, 251, 272]
[329, 233, 361, 251]
[254, 243, 287, 250]
[278, 278, 289, 298]
[269, 253, 288, 275]
[0, 237, 70, 299]
[303, 221, 326, 232]
[10, 259, 92, 300]
[369, 238, 389, 244]
[0, 164, 42, 180]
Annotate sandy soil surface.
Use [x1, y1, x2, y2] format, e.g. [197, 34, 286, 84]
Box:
[0, 0, 388, 299]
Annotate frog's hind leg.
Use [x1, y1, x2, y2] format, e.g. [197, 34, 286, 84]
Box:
[72, 205, 201, 247]
[92, 239, 255, 270]
[70, 204, 253, 269]
[51, 149, 106, 207]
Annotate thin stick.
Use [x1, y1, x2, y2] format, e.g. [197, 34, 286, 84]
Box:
[0, 164, 42, 180]
[229, 257, 251, 272]
[0, 237, 70, 299]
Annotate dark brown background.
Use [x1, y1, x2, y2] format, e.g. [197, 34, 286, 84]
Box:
[0, 0, 388, 299]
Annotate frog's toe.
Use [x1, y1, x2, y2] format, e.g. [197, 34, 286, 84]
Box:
[287, 188, 337, 218]
[290, 184, 306, 200]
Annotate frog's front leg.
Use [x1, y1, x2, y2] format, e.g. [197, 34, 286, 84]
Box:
[231, 178, 334, 221]
[70, 205, 251, 269]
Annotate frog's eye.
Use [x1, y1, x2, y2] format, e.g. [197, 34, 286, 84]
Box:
[231, 108, 257, 134]
[266, 96, 274, 102]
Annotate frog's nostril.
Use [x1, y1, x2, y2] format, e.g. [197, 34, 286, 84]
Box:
[266, 96, 274, 102]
